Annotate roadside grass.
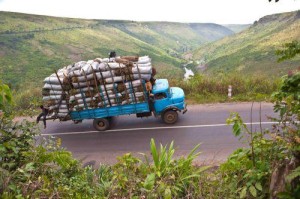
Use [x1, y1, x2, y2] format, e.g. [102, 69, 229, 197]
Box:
[12, 85, 41, 116]
[170, 73, 280, 104]
[186, 93, 272, 104]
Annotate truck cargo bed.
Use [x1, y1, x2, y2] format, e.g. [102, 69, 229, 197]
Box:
[70, 102, 150, 120]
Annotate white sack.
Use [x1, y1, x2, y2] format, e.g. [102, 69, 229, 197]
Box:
[98, 83, 117, 91]
[48, 90, 64, 95]
[72, 87, 94, 93]
[133, 74, 151, 81]
[43, 95, 62, 101]
[43, 76, 65, 85]
[76, 97, 93, 104]
[105, 76, 124, 84]
[43, 83, 63, 91]
[138, 56, 151, 64]
[98, 99, 116, 106]
[94, 93, 122, 100]
[123, 80, 142, 88]
[57, 113, 68, 117]
[132, 66, 152, 74]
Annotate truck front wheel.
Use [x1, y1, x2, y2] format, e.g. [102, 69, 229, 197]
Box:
[162, 110, 178, 124]
[93, 118, 110, 131]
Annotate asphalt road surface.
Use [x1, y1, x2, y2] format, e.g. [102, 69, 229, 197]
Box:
[41, 102, 277, 166]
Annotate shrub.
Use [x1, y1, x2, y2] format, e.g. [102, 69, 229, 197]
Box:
[271, 71, 300, 198]
[209, 71, 300, 199]
[101, 139, 208, 198]
[1, 110, 207, 198]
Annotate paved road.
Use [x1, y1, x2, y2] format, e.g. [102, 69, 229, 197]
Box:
[41, 102, 277, 166]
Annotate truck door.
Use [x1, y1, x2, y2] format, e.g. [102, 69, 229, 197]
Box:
[153, 92, 170, 114]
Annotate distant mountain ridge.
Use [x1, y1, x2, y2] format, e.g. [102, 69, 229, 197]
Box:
[223, 24, 251, 33]
[0, 11, 239, 87]
[193, 10, 300, 76]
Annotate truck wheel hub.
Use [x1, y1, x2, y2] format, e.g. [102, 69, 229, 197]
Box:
[98, 121, 105, 127]
[167, 114, 174, 121]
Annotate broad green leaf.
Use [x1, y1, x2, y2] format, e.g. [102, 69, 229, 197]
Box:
[17, 168, 24, 173]
[249, 185, 257, 197]
[143, 173, 155, 190]
[150, 139, 159, 168]
[187, 143, 201, 159]
[0, 144, 6, 152]
[181, 174, 200, 181]
[240, 187, 247, 198]
[25, 162, 35, 171]
[233, 123, 242, 137]
[157, 171, 161, 178]
[255, 182, 263, 191]
[16, 194, 24, 199]
[164, 188, 172, 199]
[286, 166, 300, 182]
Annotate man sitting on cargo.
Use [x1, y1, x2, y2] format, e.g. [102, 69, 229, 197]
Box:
[36, 105, 49, 129]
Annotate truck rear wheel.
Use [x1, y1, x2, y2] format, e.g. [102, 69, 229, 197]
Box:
[93, 118, 110, 131]
[162, 110, 178, 124]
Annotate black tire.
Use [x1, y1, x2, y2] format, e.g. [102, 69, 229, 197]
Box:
[162, 110, 178, 124]
[93, 118, 110, 131]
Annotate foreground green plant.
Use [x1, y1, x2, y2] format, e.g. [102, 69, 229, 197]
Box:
[209, 71, 300, 199]
[0, 131, 206, 198]
[219, 113, 287, 198]
[0, 119, 86, 198]
[1, 110, 207, 198]
[108, 139, 208, 198]
[271, 71, 300, 198]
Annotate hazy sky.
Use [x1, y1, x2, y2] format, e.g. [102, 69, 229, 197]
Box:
[0, 0, 299, 24]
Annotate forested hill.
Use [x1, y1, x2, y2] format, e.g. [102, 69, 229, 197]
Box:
[193, 10, 300, 76]
[0, 11, 235, 88]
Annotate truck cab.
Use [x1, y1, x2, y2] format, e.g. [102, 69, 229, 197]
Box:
[151, 79, 187, 124]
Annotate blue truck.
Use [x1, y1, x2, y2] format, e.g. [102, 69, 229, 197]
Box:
[69, 79, 187, 131]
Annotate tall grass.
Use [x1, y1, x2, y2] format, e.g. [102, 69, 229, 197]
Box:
[170, 73, 280, 103]
[13, 85, 41, 116]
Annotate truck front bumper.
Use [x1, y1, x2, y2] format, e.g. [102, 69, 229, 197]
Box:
[183, 104, 187, 114]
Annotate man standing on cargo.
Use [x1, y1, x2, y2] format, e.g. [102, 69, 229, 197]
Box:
[36, 105, 49, 129]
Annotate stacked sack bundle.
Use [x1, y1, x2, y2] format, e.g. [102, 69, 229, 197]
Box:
[42, 55, 154, 120]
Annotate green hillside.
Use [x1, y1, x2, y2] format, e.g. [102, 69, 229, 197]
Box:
[193, 10, 300, 76]
[0, 11, 234, 88]
[223, 24, 251, 33]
